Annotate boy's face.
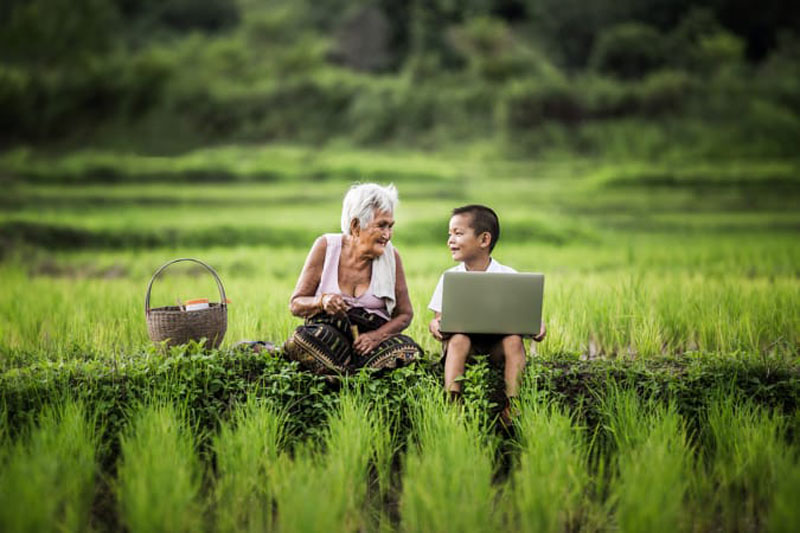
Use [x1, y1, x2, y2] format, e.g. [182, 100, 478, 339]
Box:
[447, 213, 491, 262]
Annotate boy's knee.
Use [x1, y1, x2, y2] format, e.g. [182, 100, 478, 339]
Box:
[448, 333, 471, 352]
[502, 335, 525, 354]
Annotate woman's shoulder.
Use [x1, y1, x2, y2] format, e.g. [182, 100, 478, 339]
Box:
[313, 233, 344, 248]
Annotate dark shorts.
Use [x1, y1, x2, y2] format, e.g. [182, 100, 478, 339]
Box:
[441, 333, 508, 364]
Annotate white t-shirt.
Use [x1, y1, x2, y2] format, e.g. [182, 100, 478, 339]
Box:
[428, 258, 517, 313]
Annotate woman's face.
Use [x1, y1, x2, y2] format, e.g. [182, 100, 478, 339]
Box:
[356, 209, 395, 256]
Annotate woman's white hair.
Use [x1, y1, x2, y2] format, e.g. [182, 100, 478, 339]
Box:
[340, 183, 398, 235]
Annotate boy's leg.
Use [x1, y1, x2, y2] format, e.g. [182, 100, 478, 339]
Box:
[489, 335, 526, 398]
[444, 333, 472, 393]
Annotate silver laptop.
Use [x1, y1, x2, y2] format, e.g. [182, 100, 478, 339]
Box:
[440, 271, 544, 335]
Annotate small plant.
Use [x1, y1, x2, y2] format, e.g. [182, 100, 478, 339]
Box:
[273, 393, 376, 532]
[0, 401, 97, 533]
[600, 386, 691, 533]
[706, 392, 790, 530]
[509, 388, 588, 532]
[116, 402, 202, 533]
[213, 397, 287, 533]
[401, 386, 498, 533]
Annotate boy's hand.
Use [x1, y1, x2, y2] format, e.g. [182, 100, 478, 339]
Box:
[532, 322, 546, 342]
[429, 317, 445, 341]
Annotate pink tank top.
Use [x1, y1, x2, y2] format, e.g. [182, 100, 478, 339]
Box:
[316, 234, 391, 321]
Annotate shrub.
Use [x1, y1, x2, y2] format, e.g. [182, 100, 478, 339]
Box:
[635, 69, 693, 116]
[590, 23, 667, 80]
[447, 17, 563, 83]
[499, 79, 584, 133]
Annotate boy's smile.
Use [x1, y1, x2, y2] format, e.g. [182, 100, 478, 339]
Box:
[448, 213, 491, 265]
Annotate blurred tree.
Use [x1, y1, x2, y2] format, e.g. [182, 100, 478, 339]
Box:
[709, 0, 800, 60]
[407, 0, 494, 72]
[667, 8, 744, 75]
[0, 0, 119, 67]
[448, 17, 562, 82]
[590, 23, 667, 79]
[521, 0, 693, 67]
[331, 6, 393, 72]
[113, 0, 239, 43]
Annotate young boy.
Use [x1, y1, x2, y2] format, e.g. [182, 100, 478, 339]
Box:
[428, 205, 546, 421]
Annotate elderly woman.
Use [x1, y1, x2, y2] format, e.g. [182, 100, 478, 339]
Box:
[284, 183, 422, 374]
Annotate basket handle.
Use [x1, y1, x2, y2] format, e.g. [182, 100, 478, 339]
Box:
[145, 258, 227, 315]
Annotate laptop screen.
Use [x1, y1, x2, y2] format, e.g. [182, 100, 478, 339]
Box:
[440, 272, 544, 335]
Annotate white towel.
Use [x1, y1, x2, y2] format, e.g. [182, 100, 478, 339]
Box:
[371, 241, 396, 316]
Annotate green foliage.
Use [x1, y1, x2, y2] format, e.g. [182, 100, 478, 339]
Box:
[667, 8, 745, 75]
[590, 23, 667, 79]
[768, 459, 800, 533]
[447, 17, 562, 83]
[0, 401, 97, 533]
[0, 349, 799, 531]
[601, 390, 690, 533]
[0, 0, 796, 152]
[213, 398, 287, 533]
[705, 394, 791, 530]
[0, 0, 118, 67]
[272, 393, 381, 532]
[401, 385, 498, 533]
[116, 402, 202, 533]
[509, 392, 588, 532]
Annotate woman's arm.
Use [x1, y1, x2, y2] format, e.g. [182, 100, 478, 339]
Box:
[289, 237, 349, 318]
[289, 236, 326, 317]
[353, 249, 414, 355]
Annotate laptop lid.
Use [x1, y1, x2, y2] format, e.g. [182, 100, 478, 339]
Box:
[440, 271, 544, 335]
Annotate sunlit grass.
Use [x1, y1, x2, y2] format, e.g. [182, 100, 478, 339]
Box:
[213, 397, 287, 533]
[598, 387, 692, 532]
[116, 402, 202, 533]
[508, 388, 588, 532]
[273, 393, 377, 532]
[705, 393, 790, 530]
[401, 386, 498, 533]
[0, 401, 97, 533]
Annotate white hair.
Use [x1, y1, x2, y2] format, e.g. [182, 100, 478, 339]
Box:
[340, 183, 398, 235]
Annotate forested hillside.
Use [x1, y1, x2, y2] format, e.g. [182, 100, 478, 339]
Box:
[2, 0, 799, 157]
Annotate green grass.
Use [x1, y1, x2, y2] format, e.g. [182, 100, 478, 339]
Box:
[705, 393, 791, 531]
[604, 391, 691, 533]
[0, 401, 97, 533]
[508, 389, 588, 532]
[401, 387, 498, 533]
[116, 402, 203, 533]
[273, 394, 376, 532]
[213, 397, 287, 533]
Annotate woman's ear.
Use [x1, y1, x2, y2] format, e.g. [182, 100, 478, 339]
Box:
[350, 218, 360, 236]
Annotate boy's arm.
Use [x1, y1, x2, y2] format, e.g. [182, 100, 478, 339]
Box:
[429, 312, 444, 341]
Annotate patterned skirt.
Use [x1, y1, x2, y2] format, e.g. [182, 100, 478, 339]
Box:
[284, 308, 422, 375]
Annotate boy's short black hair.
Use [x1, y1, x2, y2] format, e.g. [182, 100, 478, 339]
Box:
[452, 204, 500, 252]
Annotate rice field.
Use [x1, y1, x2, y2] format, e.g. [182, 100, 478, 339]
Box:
[0, 145, 798, 531]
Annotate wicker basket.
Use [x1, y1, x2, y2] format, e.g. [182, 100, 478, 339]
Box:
[145, 258, 228, 349]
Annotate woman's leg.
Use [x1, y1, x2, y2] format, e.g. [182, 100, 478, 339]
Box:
[356, 333, 422, 370]
[444, 333, 472, 393]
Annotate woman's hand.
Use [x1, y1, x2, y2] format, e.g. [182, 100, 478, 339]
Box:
[321, 293, 350, 316]
[532, 322, 547, 342]
[353, 330, 384, 356]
